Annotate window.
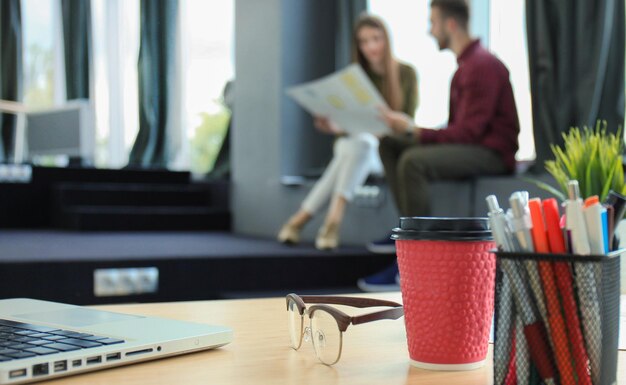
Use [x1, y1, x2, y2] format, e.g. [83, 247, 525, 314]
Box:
[489, 0, 534, 161]
[20, 0, 68, 166]
[368, 0, 535, 161]
[21, 0, 64, 108]
[368, 0, 456, 129]
[91, 0, 140, 167]
[22, 1, 234, 170]
[92, 1, 235, 171]
[180, 0, 235, 174]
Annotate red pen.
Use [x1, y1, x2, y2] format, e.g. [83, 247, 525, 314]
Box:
[503, 331, 517, 385]
[529, 199, 575, 385]
[500, 259, 556, 385]
[542, 198, 592, 385]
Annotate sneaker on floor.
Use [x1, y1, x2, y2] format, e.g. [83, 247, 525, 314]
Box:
[357, 263, 400, 292]
[366, 234, 396, 254]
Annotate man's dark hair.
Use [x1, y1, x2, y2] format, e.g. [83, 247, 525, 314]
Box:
[430, 0, 469, 30]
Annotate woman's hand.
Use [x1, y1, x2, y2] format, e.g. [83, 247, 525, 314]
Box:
[314, 116, 344, 135]
[378, 107, 414, 135]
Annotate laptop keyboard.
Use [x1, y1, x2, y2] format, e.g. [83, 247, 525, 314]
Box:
[0, 319, 124, 362]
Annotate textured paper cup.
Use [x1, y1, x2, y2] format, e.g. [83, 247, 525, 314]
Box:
[392, 217, 496, 370]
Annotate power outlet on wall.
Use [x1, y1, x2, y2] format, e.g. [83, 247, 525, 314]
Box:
[353, 185, 384, 208]
[94, 267, 159, 297]
[0, 164, 31, 183]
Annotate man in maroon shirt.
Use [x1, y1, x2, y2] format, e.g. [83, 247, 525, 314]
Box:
[359, 0, 520, 291]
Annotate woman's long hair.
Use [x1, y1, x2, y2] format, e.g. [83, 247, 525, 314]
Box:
[352, 14, 403, 111]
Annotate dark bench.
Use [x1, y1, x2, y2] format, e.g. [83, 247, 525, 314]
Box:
[430, 163, 559, 217]
[360, 161, 560, 218]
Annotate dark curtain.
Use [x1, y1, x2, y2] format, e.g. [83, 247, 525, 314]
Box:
[0, 0, 22, 162]
[129, 0, 178, 168]
[335, 0, 367, 69]
[61, 0, 92, 100]
[527, 0, 625, 165]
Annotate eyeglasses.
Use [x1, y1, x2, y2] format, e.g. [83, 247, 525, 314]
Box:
[286, 293, 403, 365]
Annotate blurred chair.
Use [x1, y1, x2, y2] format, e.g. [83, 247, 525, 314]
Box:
[0, 99, 94, 165]
[0, 99, 28, 163]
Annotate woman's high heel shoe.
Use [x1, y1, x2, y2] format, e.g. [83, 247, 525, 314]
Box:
[315, 222, 340, 250]
[277, 221, 303, 245]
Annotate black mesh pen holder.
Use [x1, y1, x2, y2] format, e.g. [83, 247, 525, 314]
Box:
[493, 250, 621, 385]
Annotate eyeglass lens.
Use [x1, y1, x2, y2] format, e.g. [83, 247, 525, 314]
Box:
[310, 310, 342, 365]
[287, 299, 303, 349]
[287, 299, 343, 365]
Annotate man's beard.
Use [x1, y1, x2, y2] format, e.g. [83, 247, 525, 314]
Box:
[438, 33, 450, 51]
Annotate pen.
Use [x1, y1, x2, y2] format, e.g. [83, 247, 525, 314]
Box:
[543, 198, 593, 385]
[601, 207, 609, 254]
[486, 195, 515, 385]
[583, 195, 606, 255]
[565, 181, 596, 385]
[503, 330, 517, 385]
[573, 266, 601, 385]
[565, 181, 591, 255]
[528, 198, 575, 385]
[509, 192, 534, 253]
[509, 193, 550, 338]
[487, 195, 515, 252]
[543, 199, 567, 253]
[496, 273, 515, 385]
[604, 204, 615, 252]
[500, 257, 556, 385]
[559, 214, 571, 253]
[514, 315, 530, 385]
[584, 196, 609, 325]
[584, 195, 608, 295]
[604, 190, 626, 250]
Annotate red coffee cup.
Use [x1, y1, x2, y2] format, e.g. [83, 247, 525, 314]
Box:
[393, 217, 495, 370]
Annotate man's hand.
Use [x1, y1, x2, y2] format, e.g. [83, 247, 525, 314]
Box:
[314, 116, 344, 135]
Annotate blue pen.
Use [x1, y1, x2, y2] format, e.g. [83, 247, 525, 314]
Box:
[602, 209, 609, 254]
[604, 190, 626, 250]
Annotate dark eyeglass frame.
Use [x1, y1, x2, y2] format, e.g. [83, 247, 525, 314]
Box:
[286, 294, 404, 331]
[286, 293, 404, 364]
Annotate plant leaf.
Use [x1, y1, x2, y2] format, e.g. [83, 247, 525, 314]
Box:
[545, 121, 624, 201]
[521, 176, 566, 201]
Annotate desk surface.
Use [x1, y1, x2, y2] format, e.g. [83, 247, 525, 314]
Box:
[43, 292, 625, 385]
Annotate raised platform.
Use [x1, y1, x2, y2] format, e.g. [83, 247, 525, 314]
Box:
[0, 230, 395, 305]
[0, 166, 230, 231]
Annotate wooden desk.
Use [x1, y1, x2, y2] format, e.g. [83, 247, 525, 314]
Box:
[42, 293, 625, 385]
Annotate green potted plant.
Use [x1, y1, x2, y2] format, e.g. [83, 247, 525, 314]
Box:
[538, 121, 626, 201]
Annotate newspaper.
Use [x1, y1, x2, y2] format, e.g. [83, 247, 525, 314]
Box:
[287, 64, 389, 135]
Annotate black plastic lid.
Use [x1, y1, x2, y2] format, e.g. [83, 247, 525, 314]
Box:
[391, 217, 493, 241]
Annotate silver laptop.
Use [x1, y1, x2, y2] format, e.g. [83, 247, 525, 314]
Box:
[0, 298, 233, 384]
